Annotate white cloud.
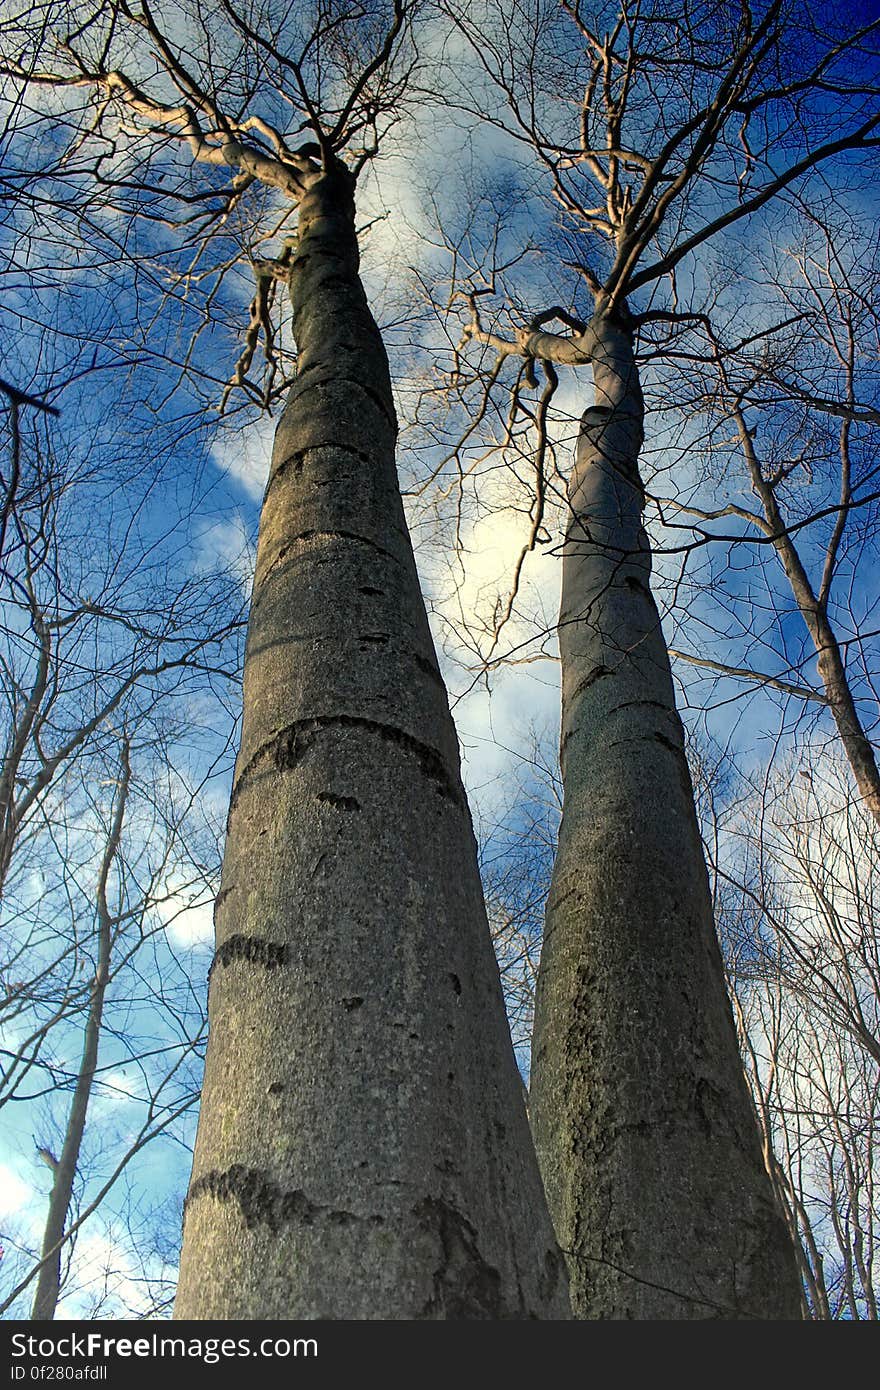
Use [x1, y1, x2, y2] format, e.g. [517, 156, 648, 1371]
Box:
[195, 514, 256, 598]
[406, 493, 564, 808]
[210, 415, 274, 500]
[54, 1227, 176, 1321]
[156, 882, 215, 949]
[0, 1162, 34, 1219]
[99, 1071, 141, 1104]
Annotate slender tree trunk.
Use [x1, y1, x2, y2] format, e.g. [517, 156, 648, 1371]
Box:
[528, 313, 803, 1319]
[0, 612, 50, 899]
[811, 618, 880, 825]
[30, 739, 129, 1320]
[174, 168, 569, 1320]
[731, 409, 880, 827]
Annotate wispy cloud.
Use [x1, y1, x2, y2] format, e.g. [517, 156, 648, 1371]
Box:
[210, 415, 274, 501]
[0, 1162, 33, 1220]
[155, 880, 215, 950]
[195, 514, 256, 598]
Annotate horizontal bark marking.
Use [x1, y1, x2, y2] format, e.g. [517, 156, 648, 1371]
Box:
[266, 529, 399, 563]
[605, 735, 660, 749]
[231, 716, 464, 811]
[284, 371, 396, 430]
[316, 791, 361, 812]
[187, 1165, 383, 1235]
[570, 665, 613, 703]
[266, 442, 380, 497]
[653, 730, 694, 801]
[609, 699, 670, 716]
[546, 884, 580, 917]
[212, 935, 287, 974]
[653, 729, 685, 756]
[253, 530, 402, 602]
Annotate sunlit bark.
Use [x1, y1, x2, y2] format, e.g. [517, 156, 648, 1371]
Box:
[528, 312, 803, 1318]
[174, 167, 569, 1320]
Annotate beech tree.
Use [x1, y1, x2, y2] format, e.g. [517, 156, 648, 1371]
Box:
[482, 727, 880, 1318]
[436, 0, 879, 1317]
[0, 2, 569, 1318]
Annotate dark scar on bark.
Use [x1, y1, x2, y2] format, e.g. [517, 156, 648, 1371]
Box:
[213, 885, 235, 923]
[414, 1196, 529, 1319]
[414, 651, 445, 687]
[571, 664, 613, 702]
[187, 1165, 384, 1234]
[317, 791, 361, 812]
[210, 935, 287, 978]
[624, 575, 652, 598]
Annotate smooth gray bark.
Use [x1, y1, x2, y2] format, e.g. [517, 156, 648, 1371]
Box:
[174, 169, 569, 1320]
[529, 314, 803, 1319]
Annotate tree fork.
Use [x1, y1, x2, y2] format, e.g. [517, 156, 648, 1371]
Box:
[174, 168, 568, 1320]
[528, 314, 803, 1320]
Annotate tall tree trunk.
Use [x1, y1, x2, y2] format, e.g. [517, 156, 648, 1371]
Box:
[528, 314, 803, 1319]
[174, 168, 569, 1320]
[31, 738, 129, 1320]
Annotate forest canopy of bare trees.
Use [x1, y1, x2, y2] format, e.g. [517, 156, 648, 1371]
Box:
[0, 0, 877, 1322]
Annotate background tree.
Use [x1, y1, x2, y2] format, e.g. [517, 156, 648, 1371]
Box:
[477, 728, 561, 1070]
[696, 744, 880, 1318]
[481, 726, 880, 1318]
[0, 381, 244, 1319]
[650, 203, 880, 826]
